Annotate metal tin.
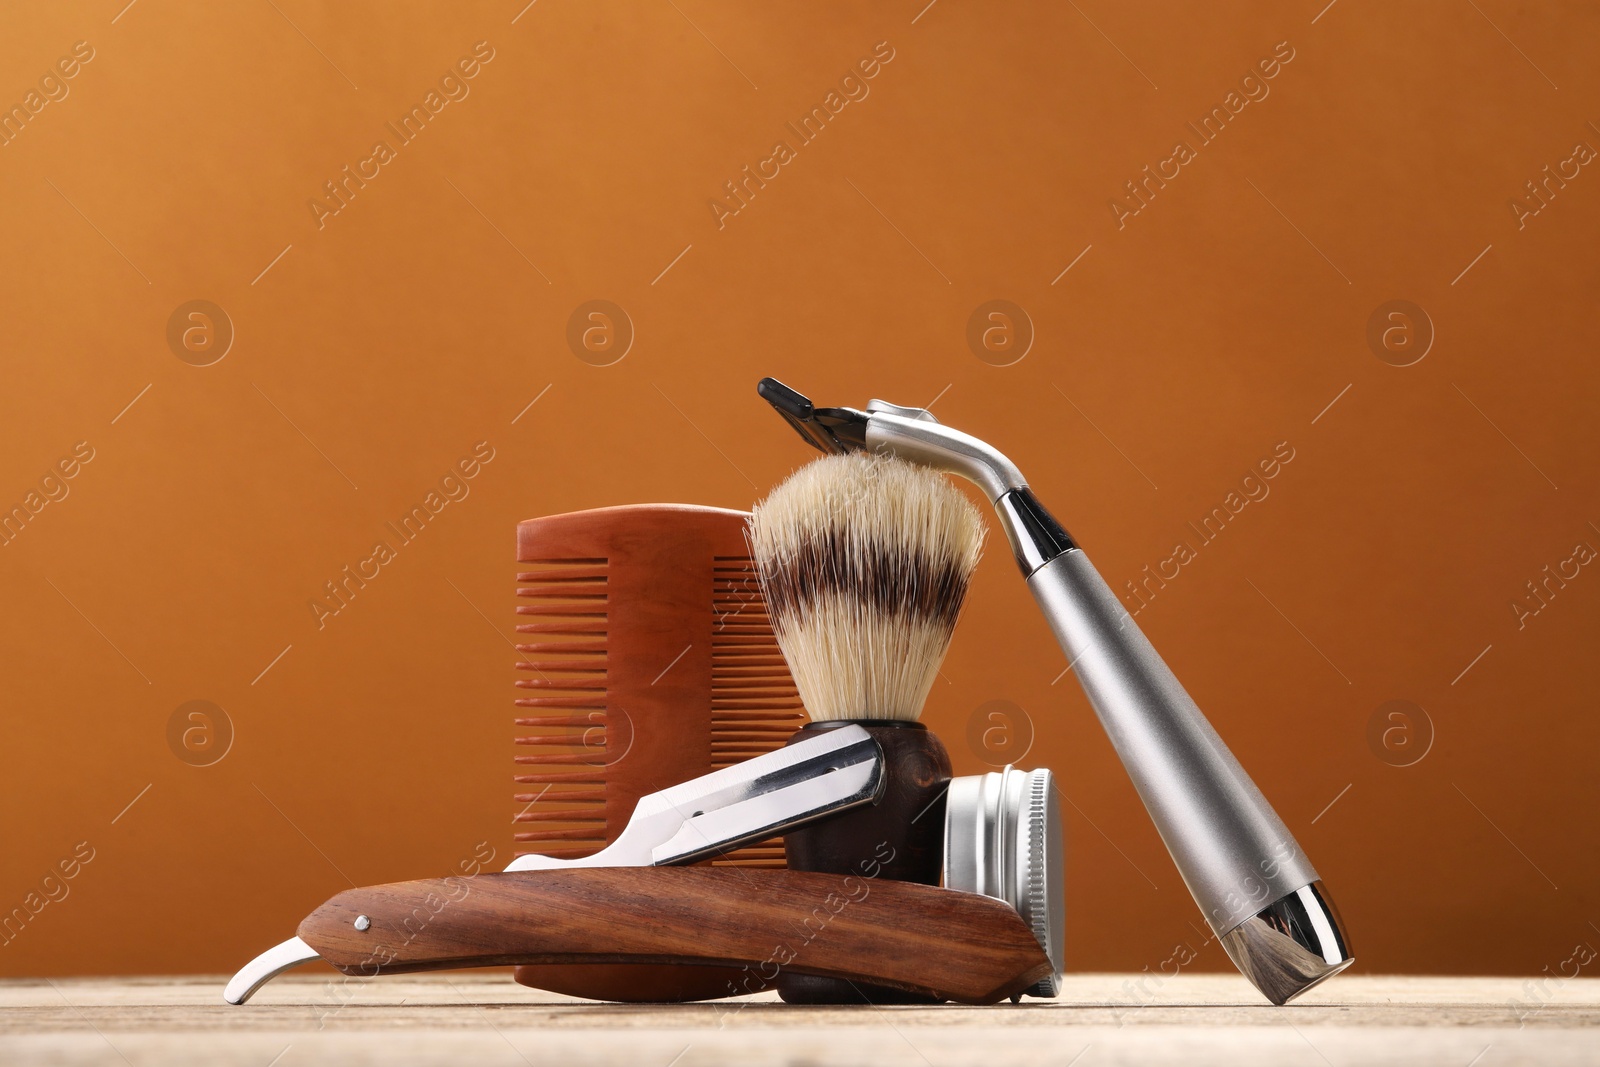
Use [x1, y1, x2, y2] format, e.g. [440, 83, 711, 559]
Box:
[943, 766, 1063, 998]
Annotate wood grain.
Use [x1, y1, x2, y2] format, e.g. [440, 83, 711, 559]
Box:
[7, 974, 1598, 1067]
[296, 867, 1051, 1005]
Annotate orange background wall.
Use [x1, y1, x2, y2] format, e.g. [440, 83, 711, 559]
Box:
[2, 0, 1597, 981]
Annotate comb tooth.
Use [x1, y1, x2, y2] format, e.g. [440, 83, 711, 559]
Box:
[513, 770, 608, 784]
[710, 717, 802, 727]
[518, 567, 608, 580]
[514, 698, 608, 710]
[709, 703, 803, 711]
[516, 586, 609, 600]
[711, 719, 807, 728]
[714, 729, 797, 738]
[515, 646, 608, 662]
[515, 678, 606, 690]
[514, 659, 606, 673]
[516, 733, 610, 746]
[513, 827, 610, 843]
[515, 607, 607, 619]
[514, 789, 607, 804]
[711, 718, 803, 729]
[708, 683, 795, 692]
[712, 727, 804, 736]
[513, 811, 607, 824]
[513, 752, 606, 766]
[517, 627, 602, 643]
[711, 702, 804, 713]
[514, 714, 604, 727]
[512, 846, 603, 859]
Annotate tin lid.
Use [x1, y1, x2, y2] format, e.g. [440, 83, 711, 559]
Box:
[943, 766, 1063, 997]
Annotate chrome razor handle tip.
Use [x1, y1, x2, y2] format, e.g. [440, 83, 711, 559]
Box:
[1218, 881, 1354, 1005]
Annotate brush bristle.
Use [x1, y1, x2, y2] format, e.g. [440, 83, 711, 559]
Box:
[749, 452, 986, 722]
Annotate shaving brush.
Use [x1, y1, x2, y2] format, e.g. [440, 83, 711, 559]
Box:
[750, 451, 985, 1004]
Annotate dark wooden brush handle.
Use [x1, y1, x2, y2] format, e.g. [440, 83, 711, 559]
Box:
[781, 721, 952, 1004]
[297, 868, 1050, 1006]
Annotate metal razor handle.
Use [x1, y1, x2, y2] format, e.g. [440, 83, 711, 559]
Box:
[1019, 540, 1352, 1003]
[1025, 547, 1317, 930]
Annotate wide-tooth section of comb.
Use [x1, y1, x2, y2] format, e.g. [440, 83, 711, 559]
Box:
[514, 558, 610, 860]
[709, 556, 806, 866]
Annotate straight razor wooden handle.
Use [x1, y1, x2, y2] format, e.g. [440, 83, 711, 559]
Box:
[297, 867, 1051, 1005]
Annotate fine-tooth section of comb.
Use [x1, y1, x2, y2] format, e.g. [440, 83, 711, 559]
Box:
[709, 554, 806, 866]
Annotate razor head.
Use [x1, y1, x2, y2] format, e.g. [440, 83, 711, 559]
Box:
[757, 378, 869, 455]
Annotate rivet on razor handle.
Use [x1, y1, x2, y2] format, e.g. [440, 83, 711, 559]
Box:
[759, 378, 1354, 1005]
[224, 725, 884, 1004]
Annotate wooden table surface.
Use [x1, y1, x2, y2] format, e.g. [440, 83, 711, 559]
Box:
[3, 972, 1596, 1066]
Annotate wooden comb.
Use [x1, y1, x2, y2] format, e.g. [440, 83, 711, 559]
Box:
[512, 504, 807, 1000]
